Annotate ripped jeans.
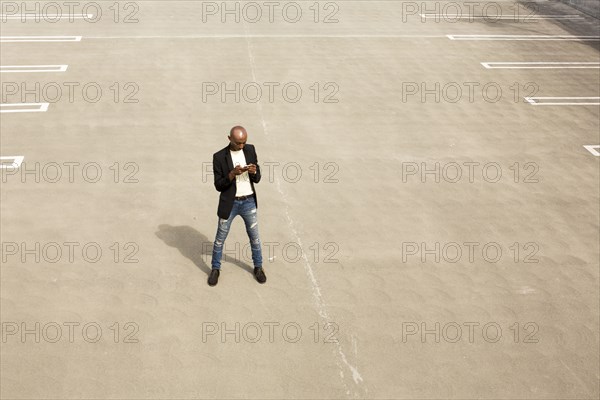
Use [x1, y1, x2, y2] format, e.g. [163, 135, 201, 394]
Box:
[211, 196, 263, 270]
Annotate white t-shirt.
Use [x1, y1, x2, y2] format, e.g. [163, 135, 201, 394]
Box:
[230, 149, 254, 196]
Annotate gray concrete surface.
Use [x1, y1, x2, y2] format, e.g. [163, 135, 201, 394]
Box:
[1, 1, 599, 399]
[561, 0, 600, 19]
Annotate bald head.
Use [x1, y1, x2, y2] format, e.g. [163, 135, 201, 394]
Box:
[230, 125, 247, 138]
[228, 126, 248, 151]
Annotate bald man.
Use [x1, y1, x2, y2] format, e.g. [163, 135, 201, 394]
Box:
[208, 126, 266, 286]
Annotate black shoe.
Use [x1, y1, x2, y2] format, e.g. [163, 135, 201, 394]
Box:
[254, 267, 266, 284]
[208, 269, 220, 286]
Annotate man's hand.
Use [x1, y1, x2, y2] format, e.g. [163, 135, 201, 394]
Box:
[246, 164, 257, 175]
[228, 165, 248, 180]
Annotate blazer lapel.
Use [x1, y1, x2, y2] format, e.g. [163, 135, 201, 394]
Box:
[225, 145, 233, 172]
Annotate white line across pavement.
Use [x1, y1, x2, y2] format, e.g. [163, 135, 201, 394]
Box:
[524, 97, 600, 106]
[482, 62, 600, 69]
[0, 65, 68, 73]
[0, 103, 50, 113]
[0, 36, 81, 42]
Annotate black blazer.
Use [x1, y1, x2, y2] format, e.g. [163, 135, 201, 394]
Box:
[212, 144, 261, 219]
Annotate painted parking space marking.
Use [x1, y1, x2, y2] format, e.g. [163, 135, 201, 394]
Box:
[447, 34, 600, 41]
[0, 65, 68, 73]
[0, 156, 25, 169]
[0, 36, 82, 42]
[524, 97, 600, 106]
[0, 103, 50, 113]
[0, 14, 93, 20]
[481, 62, 600, 69]
[422, 14, 583, 20]
[84, 34, 447, 39]
[583, 145, 600, 156]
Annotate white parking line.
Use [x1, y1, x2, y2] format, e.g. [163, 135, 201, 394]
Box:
[0, 36, 82, 42]
[447, 34, 600, 41]
[0, 65, 68, 73]
[524, 97, 600, 105]
[85, 34, 446, 39]
[421, 14, 583, 20]
[583, 145, 600, 156]
[0, 103, 50, 113]
[0, 14, 93, 20]
[0, 156, 25, 169]
[481, 62, 600, 69]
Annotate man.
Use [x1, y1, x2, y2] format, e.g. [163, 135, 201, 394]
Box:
[208, 126, 266, 286]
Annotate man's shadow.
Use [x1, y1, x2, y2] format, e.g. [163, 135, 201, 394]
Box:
[155, 224, 255, 276]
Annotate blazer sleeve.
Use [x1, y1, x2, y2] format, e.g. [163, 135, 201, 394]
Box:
[213, 153, 234, 192]
[250, 146, 261, 184]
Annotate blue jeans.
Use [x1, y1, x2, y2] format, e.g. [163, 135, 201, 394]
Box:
[211, 196, 263, 270]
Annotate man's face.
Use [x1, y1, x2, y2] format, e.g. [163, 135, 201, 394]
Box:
[229, 133, 247, 151]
